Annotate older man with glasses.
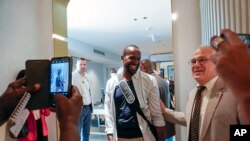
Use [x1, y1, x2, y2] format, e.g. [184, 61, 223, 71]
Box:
[160, 46, 245, 141]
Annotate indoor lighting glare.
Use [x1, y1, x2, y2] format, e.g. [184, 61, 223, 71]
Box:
[172, 13, 178, 21]
[52, 34, 68, 42]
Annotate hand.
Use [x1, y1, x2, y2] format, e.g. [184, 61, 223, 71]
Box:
[210, 29, 250, 102]
[0, 78, 40, 125]
[55, 86, 83, 126]
[54, 85, 83, 141]
[107, 134, 113, 141]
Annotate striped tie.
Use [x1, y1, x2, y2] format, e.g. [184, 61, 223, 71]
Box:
[189, 86, 206, 141]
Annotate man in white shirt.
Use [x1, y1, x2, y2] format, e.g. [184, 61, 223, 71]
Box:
[104, 45, 165, 141]
[72, 58, 93, 141]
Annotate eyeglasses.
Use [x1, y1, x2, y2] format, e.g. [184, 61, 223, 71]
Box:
[188, 57, 210, 65]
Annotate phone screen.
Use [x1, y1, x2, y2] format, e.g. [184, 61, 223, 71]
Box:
[50, 57, 72, 106]
[238, 34, 250, 52]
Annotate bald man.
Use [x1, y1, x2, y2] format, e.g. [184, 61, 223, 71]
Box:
[140, 59, 175, 140]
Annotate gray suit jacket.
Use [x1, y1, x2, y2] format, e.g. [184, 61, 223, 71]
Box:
[163, 78, 244, 141]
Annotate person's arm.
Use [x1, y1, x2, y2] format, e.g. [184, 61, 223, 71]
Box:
[0, 78, 39, 126]
[107, 134, 113, 141]
[210, 29, 250, 123]
[155, 126, 166, 141]
[148, 77, 165, 140]
[160, 100, 187, 126]
[104, 79, 115, 141]
[55, 86, 83, 141]
[239, 100, 250, 123]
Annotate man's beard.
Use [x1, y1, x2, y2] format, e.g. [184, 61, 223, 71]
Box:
[124, 64, 139, 76]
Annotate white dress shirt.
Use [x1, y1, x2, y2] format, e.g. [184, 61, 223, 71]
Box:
[72, 71, 92, 105]
[199, 76, 218, 134]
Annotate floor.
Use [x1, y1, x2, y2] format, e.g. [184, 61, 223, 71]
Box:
[90, 134, 175, 141]
[90, 104, 107, 141]
[90, 134, 107, 141]
[90, 104, 176, 141]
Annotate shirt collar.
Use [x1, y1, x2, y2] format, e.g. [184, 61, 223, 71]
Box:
[198, 76, 218, 90]
[110, 73, 117, 77]
[75, 70, 87, 78]
[132, 68, 140, 79]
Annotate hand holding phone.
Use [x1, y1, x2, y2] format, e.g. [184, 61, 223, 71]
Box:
[50, 57, 72, 107]
[25, 57, 72, 109]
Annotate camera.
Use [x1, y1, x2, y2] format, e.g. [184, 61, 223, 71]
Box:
[50, 56, 72, 107]
[25, 56, 72, 109]
[238, 34, 250, 52]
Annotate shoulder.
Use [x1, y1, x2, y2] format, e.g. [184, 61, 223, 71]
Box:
[139, 71, 157, 84]
[107, 76, 118, 84]
[72, 71, 78, 76]
[85, 73, 92, 81]
[190, 87, 197, 94]
[140, 71, 153, 79]
[72, 71, 78, 78]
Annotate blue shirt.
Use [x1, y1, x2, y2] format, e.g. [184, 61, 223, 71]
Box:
[114, 80, 142, 138]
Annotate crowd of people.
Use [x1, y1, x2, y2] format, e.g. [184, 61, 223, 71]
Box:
[1, 29, 250, 141]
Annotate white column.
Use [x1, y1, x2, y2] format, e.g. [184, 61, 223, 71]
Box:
[172, 0, 201, 140]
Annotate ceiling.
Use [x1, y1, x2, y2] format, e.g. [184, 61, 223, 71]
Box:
[67, 0, 173, 57]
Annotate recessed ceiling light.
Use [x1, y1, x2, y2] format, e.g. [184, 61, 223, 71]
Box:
[143, 16, 147, 19]
[133, 18, 138, 21]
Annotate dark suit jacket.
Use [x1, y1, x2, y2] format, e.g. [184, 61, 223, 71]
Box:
[162, 77, 244, 141]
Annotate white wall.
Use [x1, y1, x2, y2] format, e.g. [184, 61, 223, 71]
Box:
[0, 0, 53, 89]
[68, 38, 121, 66]
[172, 0, 201, 141]
[0, 0, 57, 141]
[87, 62, 105, 104]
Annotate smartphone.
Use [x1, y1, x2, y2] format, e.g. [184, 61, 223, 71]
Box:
[50, 56, 72, 107]
[25, 59, 51, 109]
[238, 34, 250, 52]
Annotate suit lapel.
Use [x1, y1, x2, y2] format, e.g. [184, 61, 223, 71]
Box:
[200, 78, 224, 141]
[186, 88, 197, 139]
